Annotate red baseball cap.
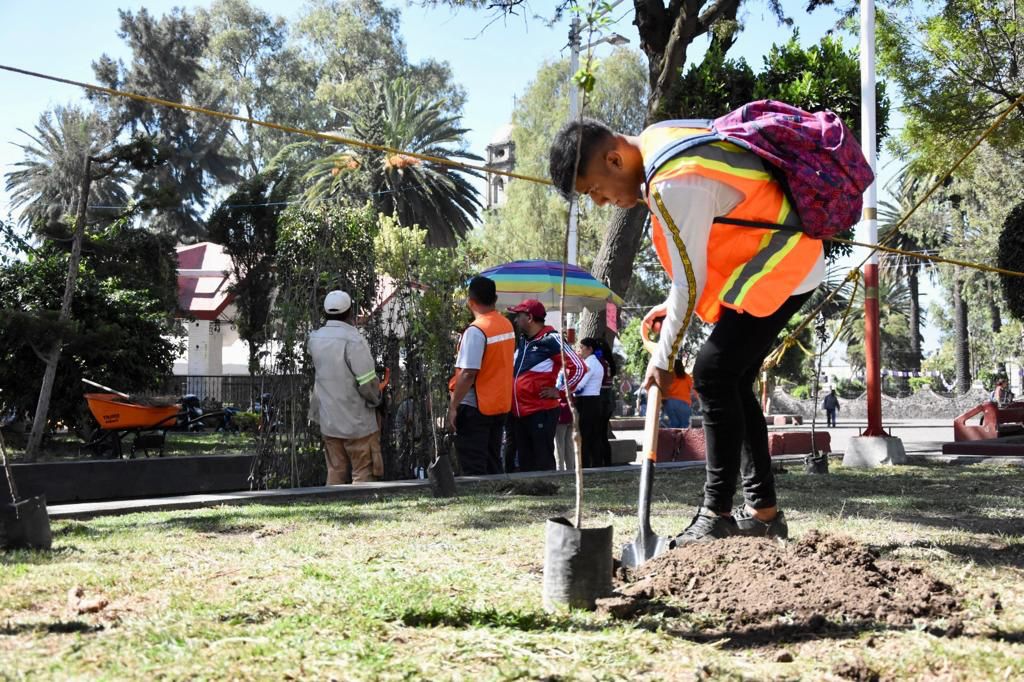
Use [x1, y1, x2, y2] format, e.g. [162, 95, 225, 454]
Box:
[507, 298, 546, 320]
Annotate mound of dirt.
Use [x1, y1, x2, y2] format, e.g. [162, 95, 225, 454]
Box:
[604, 531, 959, 636]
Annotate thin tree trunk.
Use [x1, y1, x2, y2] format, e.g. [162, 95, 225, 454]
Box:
[25, 154, 92, 461]
[578, 205, 648, 341]
[908, 265, 922, 372]
[953, 270, 971, 394]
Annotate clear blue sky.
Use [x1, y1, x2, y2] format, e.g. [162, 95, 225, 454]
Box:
[0, 0, 932, 353]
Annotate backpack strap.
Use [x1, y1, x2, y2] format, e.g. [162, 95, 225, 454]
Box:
[712, 216, 805, 234]
[643, 124, 718, 187]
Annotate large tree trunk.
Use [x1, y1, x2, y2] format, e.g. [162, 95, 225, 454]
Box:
[25, 154, 93, 462]
[908, 264, 922, 372]
[953, 270, 971, 394]
[578, 204, 649, 340]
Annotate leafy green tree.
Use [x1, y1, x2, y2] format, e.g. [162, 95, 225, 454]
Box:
[0, 220, 181, 448]
[92, 7, 241, 240]
[296, 0, 465, 112]
[4, 106, 129, 232]
[878, 0, 1024, 172]
[839, 269, 915, 373]
[199, 0, 317, 175]
[303, 78, 482, 247]
[207, 173, 290, 374]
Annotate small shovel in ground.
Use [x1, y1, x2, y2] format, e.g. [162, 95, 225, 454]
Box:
[620, 384, 670, 567]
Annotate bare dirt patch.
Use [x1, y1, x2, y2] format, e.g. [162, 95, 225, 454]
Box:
[603, 531, 960, 642]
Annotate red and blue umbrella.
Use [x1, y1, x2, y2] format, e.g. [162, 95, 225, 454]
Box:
[478, 259, 625, 314]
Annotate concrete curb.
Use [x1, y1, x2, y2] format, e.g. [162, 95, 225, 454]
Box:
[47, 460, 715, 521]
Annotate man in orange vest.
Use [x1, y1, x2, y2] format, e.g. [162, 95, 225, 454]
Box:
[447, 276, 515, 475]
[548, 117, 824, 544]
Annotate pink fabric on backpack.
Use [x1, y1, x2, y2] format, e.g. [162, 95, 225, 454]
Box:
[712, 100, 874, 239]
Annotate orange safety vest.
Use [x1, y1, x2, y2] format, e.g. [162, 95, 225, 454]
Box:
[641, 124, 822, 326]
[448, 310, 515, 416]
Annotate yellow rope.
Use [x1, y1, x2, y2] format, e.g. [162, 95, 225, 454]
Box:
[6, 63, 1024, 284]
[0, 63, 553, 187]
[817, 270, 861, 357]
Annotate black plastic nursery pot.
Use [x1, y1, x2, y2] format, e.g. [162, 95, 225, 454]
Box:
[542, 517, 612, 611]
[1, 494, 52, 550]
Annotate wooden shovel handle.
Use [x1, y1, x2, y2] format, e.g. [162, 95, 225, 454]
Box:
[643, 384, 662, 462]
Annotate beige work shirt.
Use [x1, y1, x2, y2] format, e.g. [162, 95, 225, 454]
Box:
[307, 321, 380, 439]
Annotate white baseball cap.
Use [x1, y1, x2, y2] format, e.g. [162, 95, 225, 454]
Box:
[323, 290, 352, 314]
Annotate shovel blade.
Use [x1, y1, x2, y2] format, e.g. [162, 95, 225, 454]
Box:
[619, 533, 670, 568]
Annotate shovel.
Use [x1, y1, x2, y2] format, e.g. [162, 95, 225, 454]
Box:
[620, 384, 670, 567]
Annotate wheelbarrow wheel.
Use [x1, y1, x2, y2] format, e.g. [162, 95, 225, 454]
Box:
[82, 430, 119, 459]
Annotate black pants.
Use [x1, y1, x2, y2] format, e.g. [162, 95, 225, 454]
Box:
[511, 408, 559, 472]
[576, 395, 610, 468]
[825, 408, 837, 427]
[693, 292, 811, 513]
[454, 405, 505, 475]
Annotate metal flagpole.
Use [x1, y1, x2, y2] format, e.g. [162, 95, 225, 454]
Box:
[860, 0, 885, 437]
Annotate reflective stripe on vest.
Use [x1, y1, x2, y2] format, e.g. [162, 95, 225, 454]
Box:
[449, 310, 514, 416]
[642, 124, 821, 324]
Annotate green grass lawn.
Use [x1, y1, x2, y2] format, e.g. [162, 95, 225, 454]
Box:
[2, 461, 1022, 680]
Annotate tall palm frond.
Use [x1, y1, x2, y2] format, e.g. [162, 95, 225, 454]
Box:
[303, 78, 483, 247]
[4, 106, 130, 231]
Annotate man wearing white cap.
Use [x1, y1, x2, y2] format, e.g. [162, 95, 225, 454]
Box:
[308, 290, 383, 484]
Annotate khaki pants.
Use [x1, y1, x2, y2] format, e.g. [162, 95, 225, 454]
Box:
[323, 431, 383, 485]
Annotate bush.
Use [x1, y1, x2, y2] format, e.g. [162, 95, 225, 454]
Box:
[836, 378, 865, 399]
[233, 411, 260, 433]
[792, 385, 811, 399]
[908, 377, 931, 393]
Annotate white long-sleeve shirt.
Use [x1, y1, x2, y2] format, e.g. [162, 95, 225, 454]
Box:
[573, 354, 605, 396]
[647, 173, 825, 371]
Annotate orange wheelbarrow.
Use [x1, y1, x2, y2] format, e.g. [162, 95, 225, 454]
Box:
[82, 393, 181, 459]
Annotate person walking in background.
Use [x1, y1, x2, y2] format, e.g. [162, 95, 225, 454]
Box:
[508, 299, 586, 471]
[822, 388, 840, 427]
[446, 276, 515, 476]
[308, 290, 383, 485]
[662, 357, 694, 428]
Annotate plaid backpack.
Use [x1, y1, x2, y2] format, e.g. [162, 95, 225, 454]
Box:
[643, 100, 874, 239]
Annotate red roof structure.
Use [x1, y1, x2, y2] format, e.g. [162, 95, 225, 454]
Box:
[176, 242, 236, 321]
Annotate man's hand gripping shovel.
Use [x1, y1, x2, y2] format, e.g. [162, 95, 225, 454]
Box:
[620, 305, 672, 568]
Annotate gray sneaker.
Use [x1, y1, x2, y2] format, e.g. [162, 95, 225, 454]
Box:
[669, 507, 738, 548]
[732, 506, 788, 539]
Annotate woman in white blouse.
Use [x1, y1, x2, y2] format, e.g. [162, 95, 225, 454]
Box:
[574, 337, 608, 468]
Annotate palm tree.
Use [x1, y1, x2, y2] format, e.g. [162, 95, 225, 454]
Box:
[877, 167, 945, 373]
[303, 78, 483, 247]
[838, 269, 915, 374]
[5, 106, 129, 232]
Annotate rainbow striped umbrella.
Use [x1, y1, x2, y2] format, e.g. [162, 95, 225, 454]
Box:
[478, 260, 625, 314]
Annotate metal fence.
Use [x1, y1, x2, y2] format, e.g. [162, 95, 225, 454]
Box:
[150, 374, 306, 409]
